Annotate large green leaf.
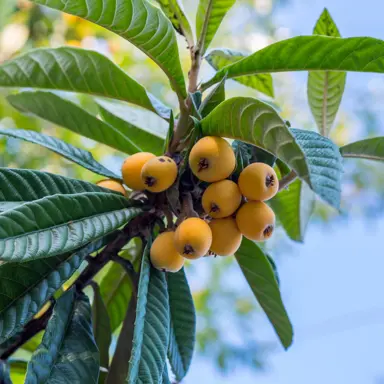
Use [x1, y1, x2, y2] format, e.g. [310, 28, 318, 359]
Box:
[235, 238, 293, 349]
[0, 168, 120, 203]
[340, 137, 384, 161]
[205, 49, 274, 97]
[0, 47, 170, 118]
[196, 0, 236, 54]
[10, 360, 27, 384]
[270, 179, 315, 242]
[30, 0, 186, 98]
[155, 0, 194, 45]
[202, 35, 384, 89]
[199, 75, 226, 118]
[291, 128, 342, 208]
[200, 97, 311, 185]
[167, 268, 196, 382]
[0, 237, 107, 344]
[25, 288, 99, 383]
[0, 360, 11, 384]
[128, 243, 170, 384]
[92, 283, 111, 384]
[0, 192, 141, 262]
[0, 128, 119, 179]
[8, 91, 142, 155]
[96, 98, 167, 155]
[307, 9, 346, 136]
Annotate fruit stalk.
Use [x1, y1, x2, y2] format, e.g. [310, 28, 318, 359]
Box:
[278, 170, 298, 191]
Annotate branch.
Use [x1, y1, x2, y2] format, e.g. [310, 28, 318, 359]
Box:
[278, 170, 298, 191]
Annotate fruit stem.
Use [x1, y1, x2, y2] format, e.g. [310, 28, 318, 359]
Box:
[278, 170, 297, 191]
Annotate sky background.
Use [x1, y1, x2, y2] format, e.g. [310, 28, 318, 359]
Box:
[185, 1, 384, 383]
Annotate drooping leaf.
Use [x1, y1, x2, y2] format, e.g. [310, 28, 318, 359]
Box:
[92, 283, 112, 384]
[0, 192, 141, 262]
[291, 128, 343, 209]
[270, 179, 315, 242]
[202, 35, 384, 89]
[8, 91, 142, 155]
[0, 360, 12, 384]
[196, 0, 236, 54]
[199, 75, 226, 118]
[0, 168, 121, 203]
[25, 288, 99, 383]
[167, 268, 196, 382]
[30, 0, 186, 98]
[200, 97, 311, 185]
[0, 237, 108, 343]
[128, 242, 170, 384]
[96, 98, 167, 155]
[340, 137, 384, 162]
[155, 0, 194, 46]
[205, 49, 274, 97]
[162, 364, 171, 384]
[0, 47, 170, 118]
[0, 128, 120, 179]
[235, 238, 293, 349]
[307, 9, 346, 136]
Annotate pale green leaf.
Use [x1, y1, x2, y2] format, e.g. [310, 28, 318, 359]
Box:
[205, 49, 274, 97]
[202, 36, 384, 89]
[96, 98, 167, 155]
[308, 9, 346, 136]
[0, 47, 170, 118]
[167, 269, 196, 381]
[25, 288, 99, 383]
[235, 238, 293, 349]
[0, 192, 141, 262]
[10, 360, 27, 384]
[199, 75, 226, 118]
[128, 242, 170, 384]
[340, 137, 384, 161]
[0, 237, 108, 343]
[0, 128, 120, 179]
[196, 0, 236, 54]
[30, 0, 186, 98]
[270, 179, 315, 242]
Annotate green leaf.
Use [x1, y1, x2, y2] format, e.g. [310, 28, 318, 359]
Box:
[291, 128, 342, 209]
[128, 242, 170, 384]
[8, 91, 143, 155]
[96, 98, 167, 155]
[0, 128, 120, 179]
[162, 364, 171, 384]
[196, 0, 236, 54]
[10, 360, 27, 384]
[0, 47, 170, 118]
[0, 0, 16, 30]
[25, 288, 99, 383]
[307, 9, 346, 136]
[202, 35, 384, 89]
[205, 49, 274, 97]
[200, 97, 311, 185]
[235, 238, 293, 349]
[0, 168, 121, 203]
[340, 137, 384, 161]
[92, 283, 112, 384]
[155, 0, 194, 45]
[270, 179, 315, 242]
[164, 111, 175, 153]
[0, 192, 141, 262]
[0, 360, 12, 384]
[199, 75, 226, 118]
[0, 237, 107, 343]
[30, 0, 186, 99]
[167, 268, 196, 382]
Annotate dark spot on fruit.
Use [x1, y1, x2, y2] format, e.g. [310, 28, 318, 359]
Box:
[144, 176, 156, 187]
[159, 158, 166, 163]
[198, 158, 209, 172]
[263, 225, 274, 238]
[265, 174, 275, 188]
[167, 159, 172, 163]
[183, 244, 194, 255]
[210, 203, 220, 213]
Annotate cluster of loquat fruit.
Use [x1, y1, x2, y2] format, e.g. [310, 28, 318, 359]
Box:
[95, 136, 279, 273]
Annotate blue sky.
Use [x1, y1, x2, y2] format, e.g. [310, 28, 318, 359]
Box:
[185, 0, 384, 383]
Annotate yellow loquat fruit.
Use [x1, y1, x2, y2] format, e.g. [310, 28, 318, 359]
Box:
[209, 217, 242, 256]
[96, 179, 126, 195]
[121, 152, 155, 191]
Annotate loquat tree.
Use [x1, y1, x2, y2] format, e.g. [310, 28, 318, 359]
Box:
[0, 2, 383, 383]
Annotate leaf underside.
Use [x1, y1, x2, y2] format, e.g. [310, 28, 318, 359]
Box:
[340, 137, 384, 161]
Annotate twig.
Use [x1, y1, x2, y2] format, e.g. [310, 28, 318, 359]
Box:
[278, 170, 298, 191]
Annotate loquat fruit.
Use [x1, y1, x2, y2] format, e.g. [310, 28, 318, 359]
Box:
[189, 136, 236, 182]
[96, 179, 126, 195]
[141, 156, 178, 193]
[202, 180, 242, 218]
[238, 162, 279, 201]
[122, 152, 156, 191]
[174, 217, 212, 259]
[236, 201, 275, 241]
[209, 217, 242, 256]
[150, 231, 185, 273]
